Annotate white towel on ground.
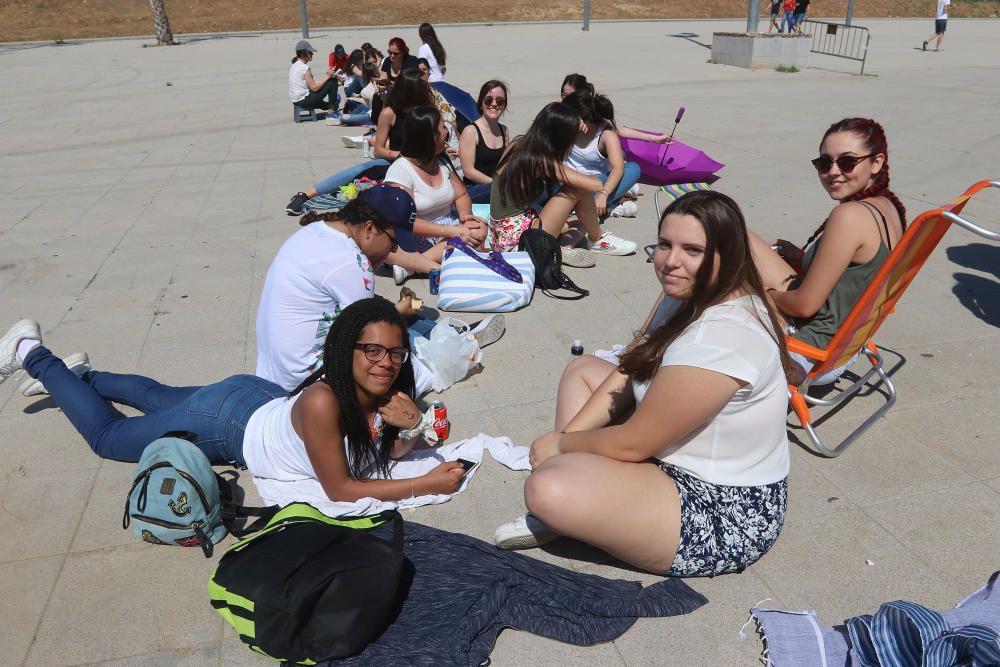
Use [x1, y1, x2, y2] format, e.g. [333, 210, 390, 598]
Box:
[252, 433, 530, 518]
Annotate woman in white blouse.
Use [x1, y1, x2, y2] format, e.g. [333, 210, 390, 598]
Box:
[495, 190, 792, 577]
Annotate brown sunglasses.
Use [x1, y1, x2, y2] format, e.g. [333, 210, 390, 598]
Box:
[811, 153, 876, 174]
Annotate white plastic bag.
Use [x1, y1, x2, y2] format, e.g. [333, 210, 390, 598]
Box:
[412, 318, 482, 392]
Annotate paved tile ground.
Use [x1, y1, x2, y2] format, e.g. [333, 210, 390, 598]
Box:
[1, 17, 999, 666]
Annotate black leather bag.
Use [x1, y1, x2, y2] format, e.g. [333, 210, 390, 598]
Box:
[518, 227, 589, 300]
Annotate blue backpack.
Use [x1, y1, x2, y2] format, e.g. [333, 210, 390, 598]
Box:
[123, 435, 273, 557]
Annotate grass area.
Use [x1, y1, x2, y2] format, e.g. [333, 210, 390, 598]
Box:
[2, 0, 999, 42]
[775, 64, 800, 73]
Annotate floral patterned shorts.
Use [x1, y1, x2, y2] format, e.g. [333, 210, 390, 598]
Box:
[489, 208, 538, 252]
[661, 463, 787, 577]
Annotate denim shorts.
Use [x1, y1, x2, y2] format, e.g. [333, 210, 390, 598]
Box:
[661, 464, 787, 577]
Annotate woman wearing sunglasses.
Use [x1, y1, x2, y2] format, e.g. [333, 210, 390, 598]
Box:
[0, 299, 466, 501]
[380, 37, 420, 84]
[459, 80, 510, 204]
[384, 106, 488, 285]
[751, 117, 906, 383]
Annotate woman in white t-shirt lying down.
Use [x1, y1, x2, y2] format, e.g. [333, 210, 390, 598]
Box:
[494, 190, 792, 577]
[0, 299, 467, 502]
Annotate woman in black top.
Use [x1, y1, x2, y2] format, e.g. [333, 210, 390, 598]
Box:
[458, 80, 510, 204]
[380, 37, 420, 83]
[373, 69, 435, 161]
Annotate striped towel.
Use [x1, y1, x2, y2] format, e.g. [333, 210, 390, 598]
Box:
[659, 182, 712, 201]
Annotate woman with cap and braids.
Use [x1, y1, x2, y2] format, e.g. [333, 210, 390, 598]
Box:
[288, 40, 340, 115]
[0, 300, 466, 501]
[750, 118, 906, 383]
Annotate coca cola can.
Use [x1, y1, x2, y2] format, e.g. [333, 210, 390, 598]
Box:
[430, 401, 449, 441]
[428, 268, 441, 295]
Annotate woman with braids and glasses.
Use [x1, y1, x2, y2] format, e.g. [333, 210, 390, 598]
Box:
[750, 118, 906, 383]
[0, 298, 466, 501]
[493, 190, 791, 576]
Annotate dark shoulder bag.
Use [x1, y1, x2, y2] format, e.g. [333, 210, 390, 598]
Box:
[518, 226, 589, 300]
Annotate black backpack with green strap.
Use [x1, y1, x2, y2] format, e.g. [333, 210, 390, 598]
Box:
[208, 503, 404, 664]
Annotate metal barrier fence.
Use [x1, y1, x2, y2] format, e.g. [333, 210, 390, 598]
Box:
[799, 20, 871, 75]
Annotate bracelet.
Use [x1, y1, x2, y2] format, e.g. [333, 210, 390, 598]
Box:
[398, 407, 440, 444]
[599, 189, 609, 196]
[410, 479, 415, 500]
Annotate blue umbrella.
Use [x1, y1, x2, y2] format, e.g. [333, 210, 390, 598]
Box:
[431, 81, 479, 124]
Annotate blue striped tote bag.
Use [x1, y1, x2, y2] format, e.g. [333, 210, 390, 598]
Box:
[437, 240, 535, 313]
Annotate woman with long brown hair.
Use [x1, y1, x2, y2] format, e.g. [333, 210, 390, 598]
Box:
[494, 190, 791, 577]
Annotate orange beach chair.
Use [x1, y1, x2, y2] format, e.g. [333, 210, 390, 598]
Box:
[788, 180, 1000, 457]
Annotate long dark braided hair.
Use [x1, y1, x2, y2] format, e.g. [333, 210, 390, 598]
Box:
[290, 298, 415, 479]
[801, 118, 907, 250]
[619, 190, 790, 383]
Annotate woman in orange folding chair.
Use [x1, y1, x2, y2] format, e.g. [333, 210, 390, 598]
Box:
[750, 118, 907, 384]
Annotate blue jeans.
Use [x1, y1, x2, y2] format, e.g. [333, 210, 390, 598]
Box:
[315, 159, 391, 196]
[343, 75, 363, 97]
[23, 347, 287, 466]
[340, 103, 372, 126]
[407, 317, 437, 348]
[781, 13, 795, 32]
[599, 161, 642, 208]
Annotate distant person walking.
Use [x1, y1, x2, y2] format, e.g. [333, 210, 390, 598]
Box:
[780, 0, 796, 33]
[767, 0, 781, 33]
[417, 23, 447, 82]
[923, 0, 950, 51]
[793, 0, 810, 33]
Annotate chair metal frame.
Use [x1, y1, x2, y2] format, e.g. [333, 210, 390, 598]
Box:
[788, 180, 1000, 457]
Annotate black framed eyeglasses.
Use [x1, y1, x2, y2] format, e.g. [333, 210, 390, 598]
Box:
[354, 343, 409, 364]
[811, 153, 876, 174]
[381, 227, 399, 253]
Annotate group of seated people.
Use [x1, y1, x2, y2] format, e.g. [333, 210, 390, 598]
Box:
[1, 108, 906, 576]
[288, 29, 671, 276]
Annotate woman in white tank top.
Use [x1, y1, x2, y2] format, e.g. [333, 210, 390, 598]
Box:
[2, 299, 466, 503]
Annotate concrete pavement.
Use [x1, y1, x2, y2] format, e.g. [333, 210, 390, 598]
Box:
[1, 17, 999, 665]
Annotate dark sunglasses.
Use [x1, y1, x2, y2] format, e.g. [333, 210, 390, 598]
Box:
[354, 343, 409, 364]
[387, 50, 401, 56]
[483, 95, 507, 108]
[811, 153, 876, 174]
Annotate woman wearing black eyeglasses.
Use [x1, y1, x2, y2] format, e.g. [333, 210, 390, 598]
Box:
[0, 297, 467, 502]
[459, 80, 510, 205]
[750, 117, 906, 383]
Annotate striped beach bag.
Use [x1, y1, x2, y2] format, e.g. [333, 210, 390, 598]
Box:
[437, 239, 534, 312]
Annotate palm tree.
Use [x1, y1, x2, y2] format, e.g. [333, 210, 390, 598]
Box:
[148, 0, 175, 45]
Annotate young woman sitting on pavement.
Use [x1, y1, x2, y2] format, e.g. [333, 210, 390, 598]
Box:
[380, 37, 420, 83]
[288, 40, 339, 115]
[0, 299, 467, 502]
[459, 80, 510, 205]
[560, 73, 671, 144]
[560, 90, 642, 219]
[749, 117, 905, 384]
[494, 190, 791, 576]
[284, 69, 433, 216]
[385, 106, 488, 285]
[489, 102, 638, 266]
[330, 63, 381, 127]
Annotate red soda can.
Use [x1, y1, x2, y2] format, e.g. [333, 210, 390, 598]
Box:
[430, 401, 449, 441]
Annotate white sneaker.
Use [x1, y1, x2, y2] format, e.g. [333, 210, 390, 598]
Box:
[609, 201, 638, 218]
[393, 264, 414, 285]
[591, 231, 638, 256]
[627, 183, 641, 197]
[469, 314, 505, 348]
[560, 247, 596, 268]
[494, 513, 558, 550]
[0, 319, 42, 384]
[19, 351, 90, 397]
[341, 136, 364, 149]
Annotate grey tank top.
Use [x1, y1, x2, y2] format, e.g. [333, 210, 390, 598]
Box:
[792, 201, 893, 349]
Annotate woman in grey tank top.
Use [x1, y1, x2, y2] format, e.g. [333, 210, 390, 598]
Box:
[748, 118, 907, 382]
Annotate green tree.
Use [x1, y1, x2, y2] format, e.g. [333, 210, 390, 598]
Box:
[148, 0, 175, 45]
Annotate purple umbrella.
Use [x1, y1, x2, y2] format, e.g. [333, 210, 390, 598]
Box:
[620, 130, 725, 186]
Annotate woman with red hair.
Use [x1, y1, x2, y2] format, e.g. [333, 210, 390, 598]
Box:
[380, 37, 420, 83]
[751, 117, 907, 383]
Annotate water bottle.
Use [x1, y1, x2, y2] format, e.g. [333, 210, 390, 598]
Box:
[570, 340, 584, 357]
[362, 137, 371, 158]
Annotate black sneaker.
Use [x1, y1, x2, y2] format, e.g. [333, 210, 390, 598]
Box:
[286, 192, 309, 216]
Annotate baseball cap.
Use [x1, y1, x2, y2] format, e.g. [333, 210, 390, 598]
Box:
[358, 185, 416, 232]
[295, 40, 316, 53]
[333, 44, 346, 56]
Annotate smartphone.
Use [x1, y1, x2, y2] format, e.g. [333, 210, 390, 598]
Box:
[456, 458, 477, 473]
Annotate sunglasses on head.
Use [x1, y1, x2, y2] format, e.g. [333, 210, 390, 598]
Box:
[811, 153, 876, 174]
[483, 95, 507, 108]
